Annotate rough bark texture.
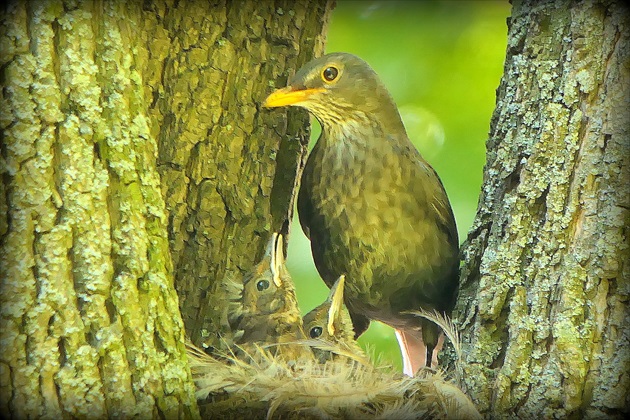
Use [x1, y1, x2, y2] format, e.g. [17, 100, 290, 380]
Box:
[154, 0, 333, 349]
[455, 0, 629, 417]
[1, 0, 332, 416]
[0, 1, 200, 417]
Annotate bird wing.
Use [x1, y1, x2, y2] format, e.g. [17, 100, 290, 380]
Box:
[417, 159, 459, 249]
[397, 140, 459, 249]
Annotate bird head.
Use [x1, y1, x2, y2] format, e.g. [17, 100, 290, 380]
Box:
[228, 232, 305, 345]
[241, 232, 295, 316]
[302, 275, 354, 342]
[264, 53, 405, 135]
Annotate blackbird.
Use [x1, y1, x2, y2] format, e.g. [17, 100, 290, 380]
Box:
[264, 53, 459, 375]
[226, 233, 308, 361]
[302, 275, 367, 363]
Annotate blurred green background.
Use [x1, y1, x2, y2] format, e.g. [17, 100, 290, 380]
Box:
[286, 0, 511, 370]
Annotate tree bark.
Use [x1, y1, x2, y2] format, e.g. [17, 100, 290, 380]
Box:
[455, 0, 629, 417]
[152, 0, 333, 350]
[0, 0, 331, 417]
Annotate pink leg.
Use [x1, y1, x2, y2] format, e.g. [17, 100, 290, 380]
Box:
[394, 328, 427, 376]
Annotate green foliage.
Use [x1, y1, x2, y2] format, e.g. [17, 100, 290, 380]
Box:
[287, 0, 510, 370]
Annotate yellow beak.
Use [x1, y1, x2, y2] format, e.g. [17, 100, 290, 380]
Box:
[263, 86, 325, 108]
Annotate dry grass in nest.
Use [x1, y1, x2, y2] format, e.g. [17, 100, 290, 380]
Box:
[187, 311, 480, 419]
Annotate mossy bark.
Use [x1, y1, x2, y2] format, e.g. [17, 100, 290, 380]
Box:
[0, 0, 331, 417]
[455, 0, 629, 417]
[153, 1, 333, 349]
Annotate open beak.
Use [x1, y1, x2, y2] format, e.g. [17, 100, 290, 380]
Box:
[263, 86, 324, 108]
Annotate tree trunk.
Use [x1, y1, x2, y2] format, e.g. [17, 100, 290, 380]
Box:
[0, 0, 332, 417]
[455, 0, 629, 417]
[153, 0, 333, 350]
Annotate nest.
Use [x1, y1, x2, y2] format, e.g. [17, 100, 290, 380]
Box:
[192, 234, 479, 418]
[187, 342, 481, 419]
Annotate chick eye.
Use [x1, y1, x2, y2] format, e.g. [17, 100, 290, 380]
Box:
[322, 66, 339, 82]
[256, 279, 270, 291]
[310, 326, 323, 338]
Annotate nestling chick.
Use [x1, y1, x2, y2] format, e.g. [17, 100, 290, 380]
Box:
[226, 233, 310, 361]
[303, 275, 368, 364]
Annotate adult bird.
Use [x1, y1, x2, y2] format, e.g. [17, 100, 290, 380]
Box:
[263, 53, 459, 375]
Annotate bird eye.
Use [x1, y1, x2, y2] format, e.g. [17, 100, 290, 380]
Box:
[322, 66, 339, 82]
[310, 326, 323, 338]
[256, 279, 270, 291]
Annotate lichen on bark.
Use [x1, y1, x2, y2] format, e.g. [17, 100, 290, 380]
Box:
[455, 0, 630, 417]
[1, 1, 200, 417]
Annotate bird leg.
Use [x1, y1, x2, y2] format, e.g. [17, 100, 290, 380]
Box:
[431, 333, 445, 367]
[395, 328, 446, 376]
[395, 328, 426, 376]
